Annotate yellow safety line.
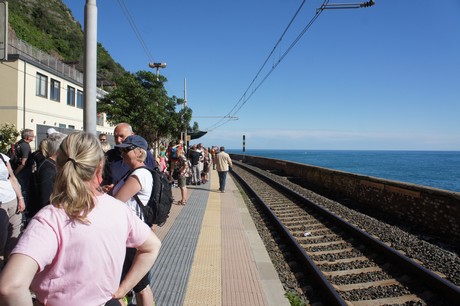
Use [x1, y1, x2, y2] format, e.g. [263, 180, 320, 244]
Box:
[183, 170, 222, 305]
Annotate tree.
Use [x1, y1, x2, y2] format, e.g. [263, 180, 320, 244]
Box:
[97, 71, 192, 147]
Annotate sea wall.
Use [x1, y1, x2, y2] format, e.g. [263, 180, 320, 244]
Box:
[230, 154, 460, 242]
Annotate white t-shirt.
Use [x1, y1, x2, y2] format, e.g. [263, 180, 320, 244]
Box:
[0, 153, 16, 203]
[112, 167, 153, 221]
[12, 193, 151, 306]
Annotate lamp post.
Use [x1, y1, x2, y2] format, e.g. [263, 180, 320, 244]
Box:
[148, 62, 167, 81]
[183, 78, 187, 149]
[84, 0, 97, 135]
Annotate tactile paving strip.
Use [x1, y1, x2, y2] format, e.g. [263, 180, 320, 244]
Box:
[150, 181, 210, 305]
[182, 178, 222, 305]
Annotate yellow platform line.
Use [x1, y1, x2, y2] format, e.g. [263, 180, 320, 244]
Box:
[183, 170, 222, 305]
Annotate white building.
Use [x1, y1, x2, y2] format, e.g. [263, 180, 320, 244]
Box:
[0, 31, 114, 149]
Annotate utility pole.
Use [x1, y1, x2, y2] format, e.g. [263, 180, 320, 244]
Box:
[183, 78, 188, 150]
[84, 0, 97, 135]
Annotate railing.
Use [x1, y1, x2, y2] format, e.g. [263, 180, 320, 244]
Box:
[8, 31, 84, 84]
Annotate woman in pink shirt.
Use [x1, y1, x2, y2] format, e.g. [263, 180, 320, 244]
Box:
[0, 132, 161, 306]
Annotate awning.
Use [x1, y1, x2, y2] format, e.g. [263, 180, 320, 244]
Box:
[188, 131, 207, 140]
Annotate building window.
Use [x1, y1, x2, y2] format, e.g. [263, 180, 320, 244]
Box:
[59, 123, 66, 128]
[68, 125, 75, 129]
[77, 90, 84, 109]
[50, 79, 60, 102]
[67, 86, 75, 106]
[36, 73, 48, 97]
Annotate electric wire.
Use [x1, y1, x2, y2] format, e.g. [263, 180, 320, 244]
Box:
[117, 0, 155, 63]
[227, 0, 307, 117]
[205, 0, 329, 132]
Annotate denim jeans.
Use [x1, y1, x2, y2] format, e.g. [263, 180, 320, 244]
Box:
[218, 171, 228, 191]
[191, 164, 200, 184]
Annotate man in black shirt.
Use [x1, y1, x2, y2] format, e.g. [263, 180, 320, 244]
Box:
[13, 129, 34, 208]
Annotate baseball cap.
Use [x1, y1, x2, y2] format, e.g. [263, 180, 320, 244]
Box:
[115, 135, 148, 151]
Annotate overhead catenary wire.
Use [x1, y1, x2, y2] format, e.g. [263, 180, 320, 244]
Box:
[205, 0, 330, 132]
[117, 0, 155, 63]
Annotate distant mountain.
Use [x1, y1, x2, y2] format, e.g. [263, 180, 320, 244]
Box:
[7, 0, 125, 86]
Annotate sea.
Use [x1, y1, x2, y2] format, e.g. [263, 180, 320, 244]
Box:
[227, 150, 460, 193]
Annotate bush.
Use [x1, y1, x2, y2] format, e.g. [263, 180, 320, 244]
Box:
[0, 124, 20, 154]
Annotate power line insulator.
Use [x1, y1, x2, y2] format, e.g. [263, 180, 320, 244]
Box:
[360, 0, 375, 8]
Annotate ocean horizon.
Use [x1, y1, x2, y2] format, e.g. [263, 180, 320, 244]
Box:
[227, 149, 460, 193]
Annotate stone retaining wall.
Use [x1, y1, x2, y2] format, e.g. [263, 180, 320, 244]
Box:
[230, 154, 460, 242]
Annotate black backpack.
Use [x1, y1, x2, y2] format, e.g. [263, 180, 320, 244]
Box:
[126, 166, 173, 227]
[6, 141, 21, 170]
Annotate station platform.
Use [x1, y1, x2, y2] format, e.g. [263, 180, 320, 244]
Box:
[149, 168, 289, 306]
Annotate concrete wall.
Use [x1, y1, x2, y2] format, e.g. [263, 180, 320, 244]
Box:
[230, 154, 460, 242]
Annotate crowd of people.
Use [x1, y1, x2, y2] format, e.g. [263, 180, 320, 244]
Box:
[0, 123, 233, 305]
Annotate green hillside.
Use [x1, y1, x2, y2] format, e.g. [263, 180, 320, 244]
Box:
[7, 0, 125, 85]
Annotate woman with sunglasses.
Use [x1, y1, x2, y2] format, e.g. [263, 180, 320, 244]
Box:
[112, 135, 156, 306]
[0, 132, 161, 306]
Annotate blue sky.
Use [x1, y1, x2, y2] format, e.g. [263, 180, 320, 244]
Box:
[63, 0, 460, 150]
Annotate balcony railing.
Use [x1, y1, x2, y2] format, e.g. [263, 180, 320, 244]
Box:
[8, 32, 84, 83]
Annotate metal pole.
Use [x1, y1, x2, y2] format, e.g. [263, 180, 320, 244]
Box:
[0, 0, 8, 61]
[84, 0, 97, 135]
[184, 78, 187, 150]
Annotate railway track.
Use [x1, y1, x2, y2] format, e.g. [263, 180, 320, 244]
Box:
[230, 161, 460, 305]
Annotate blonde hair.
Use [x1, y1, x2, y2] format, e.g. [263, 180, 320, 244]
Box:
[39, 138, 49, 158]
[50, 132, 104, 223]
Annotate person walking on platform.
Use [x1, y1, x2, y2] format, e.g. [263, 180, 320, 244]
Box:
[111, 135, 157, 306]
[0, 132, 161, 306]
[215, 146, 232, 193]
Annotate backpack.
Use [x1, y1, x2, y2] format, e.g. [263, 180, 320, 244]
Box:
[6, 141, 21, 170]
[127, 166, 173, 227]
[170, 147, 178, 159]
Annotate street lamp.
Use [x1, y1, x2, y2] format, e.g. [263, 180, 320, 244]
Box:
[148, 62, 167, 81]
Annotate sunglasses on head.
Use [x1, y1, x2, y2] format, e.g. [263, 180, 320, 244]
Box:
[120, 145, 136, 153]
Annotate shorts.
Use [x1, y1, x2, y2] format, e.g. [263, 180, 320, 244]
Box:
[121, 248, 150, 293]
[177, 176, 186, 188]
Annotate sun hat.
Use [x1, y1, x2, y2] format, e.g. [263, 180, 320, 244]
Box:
[115, 135, 148, 151]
